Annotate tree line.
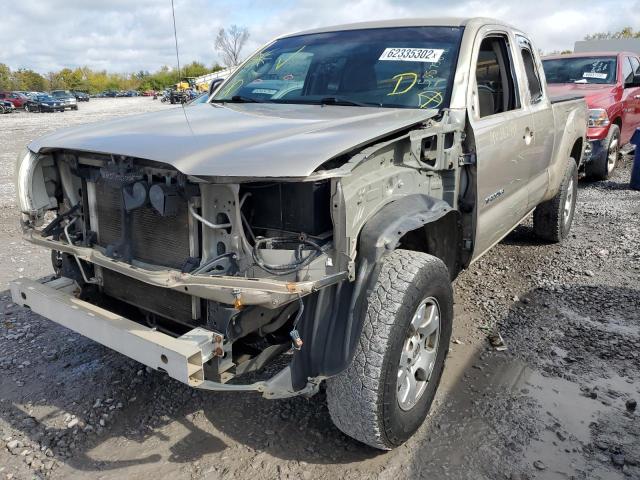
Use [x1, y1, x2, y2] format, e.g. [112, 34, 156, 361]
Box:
[0, 24, 250, 94]
[0, 61, 224, 93]
[585, 27, 640, 41]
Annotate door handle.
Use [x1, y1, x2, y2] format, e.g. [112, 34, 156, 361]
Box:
[523, 127, 534, 145]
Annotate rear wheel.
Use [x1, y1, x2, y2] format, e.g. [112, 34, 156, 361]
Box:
[586, 124, 619, 181]
[326, 249, 453, 450]
[533, 157, 578, 243]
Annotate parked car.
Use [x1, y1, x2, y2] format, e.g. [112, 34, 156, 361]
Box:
[24, 94, 65, 112]
[13, 17, 586, 450]
[0, 100, 15, 113]
[543, 52, 640, 180]
[72, 91, 90, 102]
[50, 90, 78, 110]
[142, 90, 156, 97]
[0, 91, 28, 108]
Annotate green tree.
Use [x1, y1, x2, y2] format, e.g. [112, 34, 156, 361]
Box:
[0, 63, 11, 90]
[0, 60, 225, 94]
[183, 61, 209, 78]
[12, 69, 46, 91]
[585, 27, 640, 40]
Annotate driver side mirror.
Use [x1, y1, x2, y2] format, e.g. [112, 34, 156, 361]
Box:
[625, 74, 640, 88]
[208, 78, 225, 96]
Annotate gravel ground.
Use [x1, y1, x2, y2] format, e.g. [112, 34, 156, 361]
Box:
[0, 100, 639, 479]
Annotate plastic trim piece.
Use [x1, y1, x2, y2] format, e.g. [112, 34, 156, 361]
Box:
[290, 194, 453, 390]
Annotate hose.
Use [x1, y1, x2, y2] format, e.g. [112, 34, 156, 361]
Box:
[188, 204, 231, 230]
[64, 217, 98, 284]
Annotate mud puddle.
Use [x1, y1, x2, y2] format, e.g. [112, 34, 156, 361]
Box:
[406, 351, 638, 479]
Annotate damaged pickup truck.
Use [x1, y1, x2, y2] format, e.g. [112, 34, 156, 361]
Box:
[12, 18, 587, 449]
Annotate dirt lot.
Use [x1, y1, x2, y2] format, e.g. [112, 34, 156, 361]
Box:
[0, 98, 639, 480]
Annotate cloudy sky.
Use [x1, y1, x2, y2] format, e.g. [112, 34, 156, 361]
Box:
[3, 0, 640, 74]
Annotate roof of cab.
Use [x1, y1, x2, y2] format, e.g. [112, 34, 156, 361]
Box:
[543, 51, 635, 60]
[279, 17, 515, 38]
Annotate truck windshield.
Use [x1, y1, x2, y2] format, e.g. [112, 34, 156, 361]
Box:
[542, 56, 617, 84]
[212, 26, 463, 109]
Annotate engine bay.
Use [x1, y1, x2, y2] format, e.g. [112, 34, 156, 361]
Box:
[22, 150, 344, 383]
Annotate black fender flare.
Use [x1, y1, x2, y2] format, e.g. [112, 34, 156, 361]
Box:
[290, 194, 455, 390]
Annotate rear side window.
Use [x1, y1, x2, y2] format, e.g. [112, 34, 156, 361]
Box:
[475, 36, 520, 118]
[517, 37, 543, 103]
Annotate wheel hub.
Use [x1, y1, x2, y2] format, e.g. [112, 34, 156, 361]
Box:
[397, 297, 441, 411]
[607, 136, 619, 173]
[563, 176, 574, 227]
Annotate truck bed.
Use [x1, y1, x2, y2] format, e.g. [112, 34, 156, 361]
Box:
[550, 94, 585, 104]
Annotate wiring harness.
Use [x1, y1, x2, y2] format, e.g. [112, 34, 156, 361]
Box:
[252, 236, 326, 276]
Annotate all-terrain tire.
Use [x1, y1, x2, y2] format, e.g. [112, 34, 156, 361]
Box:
[533, 157, 578, 243]
[326, 249, 453, 450]
[586, 124, 619, 181]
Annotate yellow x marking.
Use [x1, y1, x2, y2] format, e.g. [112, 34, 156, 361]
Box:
[418, 90, 443, 109]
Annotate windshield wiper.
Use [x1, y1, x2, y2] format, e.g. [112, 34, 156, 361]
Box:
[231, 95, 260, 103]
[211, 95, 267, 103]
[318, 97, 374, 107]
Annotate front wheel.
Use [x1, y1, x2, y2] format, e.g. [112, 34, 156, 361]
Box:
[586, 124, 620, 181]
[326, 249, 453, 450]
[24, 104, 30, 112]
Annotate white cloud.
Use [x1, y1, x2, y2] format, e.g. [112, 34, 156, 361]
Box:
[3, 0, 639, 73]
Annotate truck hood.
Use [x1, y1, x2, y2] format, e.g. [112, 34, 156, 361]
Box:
[546, 83, 618, 108]
[29, 103, 438, 177]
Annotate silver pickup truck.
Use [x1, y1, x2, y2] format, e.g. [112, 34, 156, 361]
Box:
[12, 17, 586, 449]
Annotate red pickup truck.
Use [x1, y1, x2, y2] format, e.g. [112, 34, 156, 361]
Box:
[543, 52, 640, 180]
[0, 91, 28, 109]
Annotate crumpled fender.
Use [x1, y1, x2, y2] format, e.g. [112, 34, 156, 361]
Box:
[290, 194, 454, 390]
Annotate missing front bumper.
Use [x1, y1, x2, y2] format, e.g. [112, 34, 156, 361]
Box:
[10, 277, 319, 398]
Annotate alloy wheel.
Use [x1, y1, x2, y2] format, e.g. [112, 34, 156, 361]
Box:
[607, 135, 619, 173]
[397, 297, 441, 411]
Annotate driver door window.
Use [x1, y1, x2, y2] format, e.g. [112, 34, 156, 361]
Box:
[475, 36, 520, 118]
